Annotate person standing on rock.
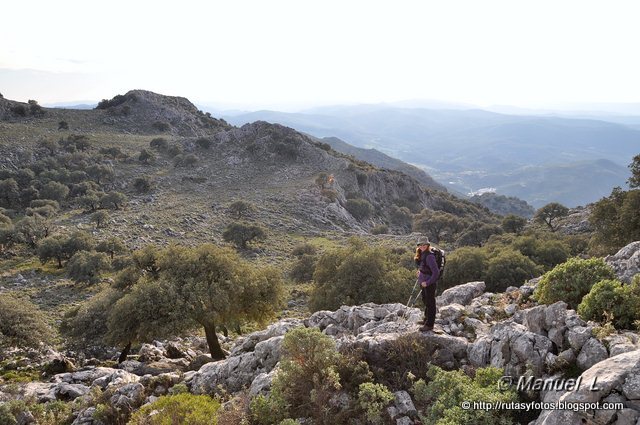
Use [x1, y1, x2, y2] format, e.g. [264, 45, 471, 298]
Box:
[415, 237, 440, 332]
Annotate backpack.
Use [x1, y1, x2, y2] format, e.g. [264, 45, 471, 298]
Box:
[418, 247, 446, 277]
[430, 247, 446, 275]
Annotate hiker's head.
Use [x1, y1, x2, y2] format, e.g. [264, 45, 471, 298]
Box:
[416, 237, 430, 251]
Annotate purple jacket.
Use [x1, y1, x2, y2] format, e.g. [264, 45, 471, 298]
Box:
[418, 251, 440, 286]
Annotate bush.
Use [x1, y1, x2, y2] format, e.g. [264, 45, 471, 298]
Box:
[310, 240, 413, 311]
[153, 121, 171, 132]
[412, 365, 517, 425]
[484, 249, 542, 293]
[58, 120, 69, 130]
[139, 148, 156, 164]
[96, 237, 127, 260]
[67, 250, 110, 284]
[2, 400, 73, 425]
[222, 222, 266, 249]
[0, 294, 52, 349]
[291, 243, 316, 257]
[501, 214, 527, 233]
[39, 181, 69, 202]
[196, 137, 212, 149]
[100, 191, 127, 210]
[129, 393, 221, 425]
[357, 382, 394, 425]
[250, 327, 350, 424]
[228, 200, 255, 218]
[91, 210, 110, 228]
[345, 198, 374, 220]
[534, 258, 615, 309]
[441, 247, 488, 291]
[321, 189, 338, 202]
[371, 224, 389, 235]
[150, 137, 169, 150]
[133, 177, 152, 193]
[577, 277, 640, 329]
[289, 254, 316, 283]
[99, 146, 124, 159]
[511, 236, 570, 271]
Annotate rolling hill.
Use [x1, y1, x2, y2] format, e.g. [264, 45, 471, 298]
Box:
[223, 105, 639, 207]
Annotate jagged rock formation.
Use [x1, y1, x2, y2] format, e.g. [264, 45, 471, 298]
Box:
[606, 241, 640, 283]
[95, 90, 229, 136]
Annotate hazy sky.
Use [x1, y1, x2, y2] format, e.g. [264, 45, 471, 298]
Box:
[2, 0, 639, 110]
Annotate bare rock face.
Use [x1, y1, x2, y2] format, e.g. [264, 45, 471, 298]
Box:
[535, 350, 640, 425]
[436, 281, 486, 308]
[188, 320, 303, 395]
[605, 241, 640, 283]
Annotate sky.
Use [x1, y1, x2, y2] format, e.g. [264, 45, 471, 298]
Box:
[2, 0, 640, 111]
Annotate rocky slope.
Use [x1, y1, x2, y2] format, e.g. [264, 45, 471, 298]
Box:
[3, 241, 639, 424]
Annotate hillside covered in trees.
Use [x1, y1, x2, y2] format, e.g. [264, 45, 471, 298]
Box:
[1, 90, 640, 425]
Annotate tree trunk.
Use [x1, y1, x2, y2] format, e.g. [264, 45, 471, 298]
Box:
[118, 341, 132, 363]
[203, 321, 226, 360]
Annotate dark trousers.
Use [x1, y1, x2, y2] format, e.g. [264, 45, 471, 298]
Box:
[421, 283, 437, 327]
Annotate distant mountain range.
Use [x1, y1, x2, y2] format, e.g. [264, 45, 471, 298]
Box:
[222, 106, 639, 208]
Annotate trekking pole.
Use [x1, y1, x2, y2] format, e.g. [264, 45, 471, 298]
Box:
[399, 278, 420, 322]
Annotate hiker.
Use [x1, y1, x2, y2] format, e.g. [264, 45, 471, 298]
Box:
[415, 237, 440, 332]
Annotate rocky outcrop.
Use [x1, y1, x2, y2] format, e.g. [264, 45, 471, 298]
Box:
[536, 350, 640, 425]
[606, 241, 640, 283]
[188, 319, 303, 394]
[436, 281, 486, 308]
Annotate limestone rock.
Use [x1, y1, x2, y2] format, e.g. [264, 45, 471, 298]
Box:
[109, 383, 145, 412]
[605, 241, 640, 283]
[567, 326, 592, 351]
[393, 390, 417, 417]
[437, 281, 485, 307]
[535, 350, 640, 424]
[576, 338, 608, 370]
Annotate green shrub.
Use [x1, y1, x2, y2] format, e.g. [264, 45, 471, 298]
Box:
[100, 191, 127, 210]
[0, 403, 17, 425]
[91, 210, 110, 228]
[153, 121, 171, 132]
[511, 236, 569, 270]
[150, 137, 169, 150]
[320, 189, 338, 202]
[441, 247, 488, 291]
[484, 249, 542, 293]
[501, 214, 527, 234]
[133, 177, 152, 193]
[2, 400, 73, 425]
[371, 224, 389, 235]
[139, 149, 156, 164]
[577, 278, 640, 329]
[291, 243, 316, 257]
[345, 198, 374, 220]
[0, 294, 52, 349]
[222, 222, 266, 249]
[250, 327, 354, 425]
[534, 258, 615, 309]
[196, 137, 212, 149]
[357, 382, 394, 425]
[129, 393, 220, 425]
[67, 250, 110, 283]
[228, 200, 255, 218]
[412, 365, 517, 425]
[310, 240, 413, 311]
[289, 254, 316, 283]
[39, 181, 69, 202]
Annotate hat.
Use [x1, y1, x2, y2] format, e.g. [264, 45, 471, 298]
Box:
[416, 237, 430, 246]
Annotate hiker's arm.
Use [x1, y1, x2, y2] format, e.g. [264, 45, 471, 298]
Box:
[426, 254, 440, 285]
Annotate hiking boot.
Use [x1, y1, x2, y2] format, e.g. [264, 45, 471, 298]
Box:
[420, 324, 434, 332]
